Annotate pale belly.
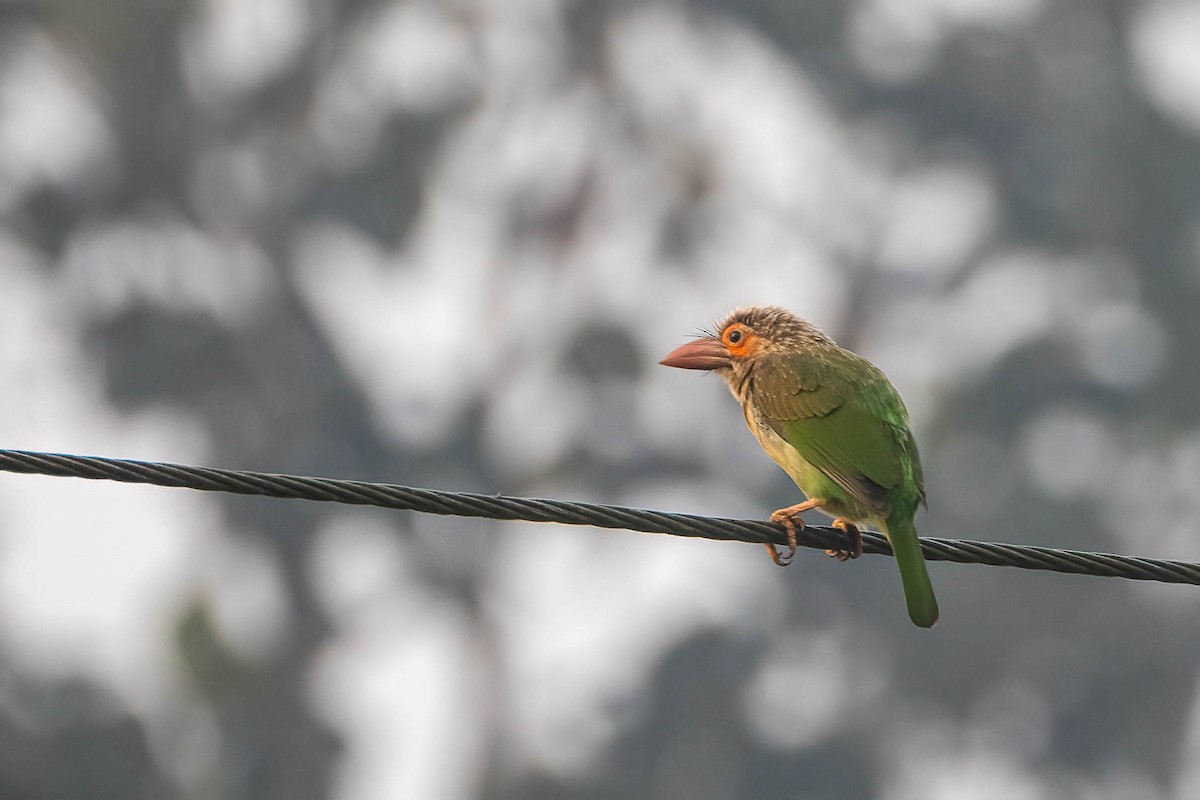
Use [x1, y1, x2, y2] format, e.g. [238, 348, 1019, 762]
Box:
[743, 404, 875, 524]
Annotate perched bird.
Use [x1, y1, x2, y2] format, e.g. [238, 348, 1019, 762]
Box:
[660, 306, 938, 628]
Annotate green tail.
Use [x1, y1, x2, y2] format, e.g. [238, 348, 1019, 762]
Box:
[883, 511, 939, 628]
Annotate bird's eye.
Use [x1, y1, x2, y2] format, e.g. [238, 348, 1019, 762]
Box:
[727, 329, 743, 345]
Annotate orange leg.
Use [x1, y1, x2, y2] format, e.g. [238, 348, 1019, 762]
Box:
[767, 499, 822, 566]
[828, 518, 863, 562]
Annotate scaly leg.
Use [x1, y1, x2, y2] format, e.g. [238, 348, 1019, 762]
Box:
[828, 518, 863, 562]
[767, 499, 822, 566]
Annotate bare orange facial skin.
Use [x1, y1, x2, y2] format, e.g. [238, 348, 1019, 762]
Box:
[721, 323, 761, 358]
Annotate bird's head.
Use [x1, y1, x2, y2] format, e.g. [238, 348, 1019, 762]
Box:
[659, 306, 831, 389]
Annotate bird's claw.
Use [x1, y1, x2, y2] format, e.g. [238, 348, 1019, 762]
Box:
[766, 508, 803, 566]
[826, 518, 863, 562]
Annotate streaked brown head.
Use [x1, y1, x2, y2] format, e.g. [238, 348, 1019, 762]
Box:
[659, 306, 831, 377]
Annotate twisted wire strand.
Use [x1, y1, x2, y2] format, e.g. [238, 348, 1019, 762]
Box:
[0, 449, 1196, 585]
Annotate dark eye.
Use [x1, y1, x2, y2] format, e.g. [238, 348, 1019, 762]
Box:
[727, 329, 743, 344]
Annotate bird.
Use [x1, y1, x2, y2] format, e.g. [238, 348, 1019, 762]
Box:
[660, 306, 938, 628]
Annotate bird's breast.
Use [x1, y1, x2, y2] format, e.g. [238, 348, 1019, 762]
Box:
[742, 399, 820, 489]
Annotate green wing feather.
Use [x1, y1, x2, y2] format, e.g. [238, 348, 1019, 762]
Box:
[753, 352, 906, 517]
[752, 350, 938, 627]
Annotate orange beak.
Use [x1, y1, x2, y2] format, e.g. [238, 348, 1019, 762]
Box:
[659, 337, 732, 370]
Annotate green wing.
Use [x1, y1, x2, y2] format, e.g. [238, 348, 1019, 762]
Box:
[755, 350, 937, 627]
[901, 425, 928, 510]
[752, 351, 909, 517]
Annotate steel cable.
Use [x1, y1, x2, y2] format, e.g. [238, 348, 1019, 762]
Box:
[0, 449, 1196, 585]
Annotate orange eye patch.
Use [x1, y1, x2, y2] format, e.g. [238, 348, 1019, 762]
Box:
[721, 323, 759, 355]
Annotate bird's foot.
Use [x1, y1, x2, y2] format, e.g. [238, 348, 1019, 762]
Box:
[826, 518, 863, 562]
[767, 501, 818, 566]
[765, 510, 800, 566]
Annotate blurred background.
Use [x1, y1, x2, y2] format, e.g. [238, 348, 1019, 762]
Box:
[0, 0, 1199, 797]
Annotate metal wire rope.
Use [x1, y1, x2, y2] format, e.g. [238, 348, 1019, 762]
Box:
[0, 448, 1196, 585]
